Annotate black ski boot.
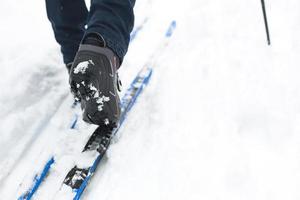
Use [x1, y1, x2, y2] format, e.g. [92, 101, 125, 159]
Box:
[69, 34, 121, 126]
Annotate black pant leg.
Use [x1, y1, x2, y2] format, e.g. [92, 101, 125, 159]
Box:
[46, 0, 88, 64]
[86, 0, 135, 62]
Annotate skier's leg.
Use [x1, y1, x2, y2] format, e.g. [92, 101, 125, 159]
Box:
[69, 0, 135, 126]
[45, 0, 88, 65]
[85, 0, 135, 63]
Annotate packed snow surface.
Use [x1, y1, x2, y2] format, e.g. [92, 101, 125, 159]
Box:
[1, 0, 300, 199]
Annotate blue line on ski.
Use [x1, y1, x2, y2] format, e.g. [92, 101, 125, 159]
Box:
[70, 114, 79, 129]
[120, 68, 152, 125]
[73, 154, 103, 200]
[166, 20, 176, 37]
[130, 18, 148, 42]
[18, 157, 55, 200]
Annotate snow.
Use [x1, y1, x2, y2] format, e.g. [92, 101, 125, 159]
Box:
[96, 95, 110, 111]
[1, 0, 300, 199]
[73, 60, 95, 74]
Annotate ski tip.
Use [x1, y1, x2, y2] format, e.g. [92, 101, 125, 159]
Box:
[165, 20, 177, 38]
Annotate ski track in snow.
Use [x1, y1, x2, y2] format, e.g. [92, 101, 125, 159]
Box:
[1, 0, 300, 199]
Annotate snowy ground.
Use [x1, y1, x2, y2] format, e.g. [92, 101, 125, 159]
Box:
[1, 0, 300, 199]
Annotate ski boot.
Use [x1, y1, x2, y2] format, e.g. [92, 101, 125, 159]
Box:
[69, 33, 121, 126]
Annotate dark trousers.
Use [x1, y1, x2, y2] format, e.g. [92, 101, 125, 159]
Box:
[45, 0, 135, 64]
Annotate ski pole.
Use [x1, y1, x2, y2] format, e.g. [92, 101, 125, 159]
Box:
[261, 0, 271, 45]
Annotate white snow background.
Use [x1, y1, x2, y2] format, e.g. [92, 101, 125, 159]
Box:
[0, 0, 300, 199]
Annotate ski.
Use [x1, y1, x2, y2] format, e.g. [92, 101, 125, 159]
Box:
[18, 158, 54, 200]
[18, 20, 176, 200]
[60, 20, 176, 200]
[17, 19, 149, 200]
